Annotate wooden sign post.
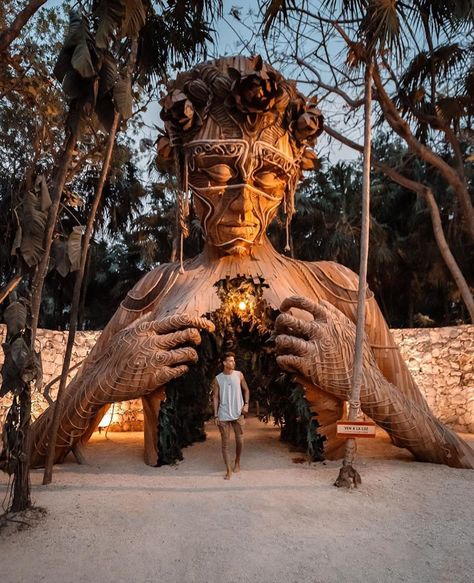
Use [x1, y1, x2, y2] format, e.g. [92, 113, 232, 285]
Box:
[337, 420, 376, 439]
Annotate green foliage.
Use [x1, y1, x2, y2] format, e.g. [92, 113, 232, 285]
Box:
[157, 330, 218, 466]
[395, 41, 474, 138]
[94, 0, 146, 48]
[113, 77, 133, 119]
[212, 276, 273, 339]
[53, 8, 138, 132]
[67, 226, 84, 271]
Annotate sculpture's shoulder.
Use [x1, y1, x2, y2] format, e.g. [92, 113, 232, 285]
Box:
[304, 260, 360, 294]
[121, 261, 180, 313]
[297, 258, 373, 305]
[85, 262, 181, 358]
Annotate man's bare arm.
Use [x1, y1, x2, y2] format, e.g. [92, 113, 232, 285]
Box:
[212, 378, 220, 423]
[240, 373, 250, 414]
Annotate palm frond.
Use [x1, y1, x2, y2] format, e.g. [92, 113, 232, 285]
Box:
[400, 44, 468, 93]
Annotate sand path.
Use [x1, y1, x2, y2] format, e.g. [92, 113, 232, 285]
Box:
[1, 417, 473, 583]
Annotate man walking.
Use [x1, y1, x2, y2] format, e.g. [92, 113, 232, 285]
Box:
[212, 352, 250, 480]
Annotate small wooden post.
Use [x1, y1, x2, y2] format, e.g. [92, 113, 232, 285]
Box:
[335, 60, 373, 488]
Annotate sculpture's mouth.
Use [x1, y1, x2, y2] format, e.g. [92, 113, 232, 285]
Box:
[220, 221, 259, 228]
[218, 221, 260, 238]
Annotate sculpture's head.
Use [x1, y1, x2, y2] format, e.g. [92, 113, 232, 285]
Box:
[158, 56, 323, 256]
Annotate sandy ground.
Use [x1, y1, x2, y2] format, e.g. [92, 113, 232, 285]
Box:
[1, 417, 473, 583]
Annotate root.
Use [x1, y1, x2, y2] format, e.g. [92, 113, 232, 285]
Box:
[334, 464, 362, 489]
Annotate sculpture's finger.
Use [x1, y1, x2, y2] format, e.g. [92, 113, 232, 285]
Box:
[276, 354, 305, 375]
[159, 364, 190, 383]
[275, 313, 314, 338]
[167, 346, 199, 365]
[156, 328, 202, 349]
[280, 296, 328, 322]
[147, 346, 198, 369]
[150, 314, 215, 335]
[275, 334, 308, 357]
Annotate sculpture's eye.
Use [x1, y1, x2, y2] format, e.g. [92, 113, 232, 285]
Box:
[201, 164, 235, 185]
[253, 171, 286, 194]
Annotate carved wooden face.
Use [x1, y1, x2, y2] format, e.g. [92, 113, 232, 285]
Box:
[186, 139, 299, 255]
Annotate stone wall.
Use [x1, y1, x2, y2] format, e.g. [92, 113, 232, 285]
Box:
[392, 325, 473, 433]
[0, 326, 143, 432]
[1, 324, 473, 432]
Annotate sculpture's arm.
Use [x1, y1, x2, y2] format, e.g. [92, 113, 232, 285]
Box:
[275, 296, 474, 469]
[30, 314, 214, 467]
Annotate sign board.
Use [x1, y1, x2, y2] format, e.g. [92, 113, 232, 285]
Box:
[336, 420, 376, 438]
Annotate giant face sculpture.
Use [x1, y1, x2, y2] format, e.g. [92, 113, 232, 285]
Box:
[185, 138, 299, 254]
[158, 56, 323, 255]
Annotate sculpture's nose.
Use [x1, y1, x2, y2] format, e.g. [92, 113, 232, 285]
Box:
[229, 187, 254, 222]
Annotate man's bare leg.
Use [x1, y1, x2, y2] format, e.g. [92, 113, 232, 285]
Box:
[233, 420, 244, 473]
[218, 422, 232, 479]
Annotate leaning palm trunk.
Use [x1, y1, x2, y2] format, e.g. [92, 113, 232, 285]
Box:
[335, 61, 373, 488]
[30, 130, 79, 341]
[42, 112, 121, 484]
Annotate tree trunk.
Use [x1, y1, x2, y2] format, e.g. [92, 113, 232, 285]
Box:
[408, 280, 414, 327]
[336, 61, 373, 488]
[43, 113, 120, 485]
[371, 65, 474, 242]
[422, 187, 474, 321]
[78, 247, 91, 330]
[10, 389, 32, 512]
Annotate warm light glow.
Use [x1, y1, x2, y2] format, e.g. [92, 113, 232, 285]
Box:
[238, 301, 247, 311]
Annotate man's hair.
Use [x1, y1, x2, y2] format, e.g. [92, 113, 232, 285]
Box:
[222, 352, 235, 363]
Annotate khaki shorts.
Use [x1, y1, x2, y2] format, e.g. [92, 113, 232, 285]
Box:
[217, 415, 245, 433]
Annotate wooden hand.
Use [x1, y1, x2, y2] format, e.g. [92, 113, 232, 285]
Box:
[275, 296, 377, 400]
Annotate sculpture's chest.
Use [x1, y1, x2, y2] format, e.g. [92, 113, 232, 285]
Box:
[147, 258, 323, 321]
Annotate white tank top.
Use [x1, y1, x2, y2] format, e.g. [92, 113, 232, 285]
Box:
[216, 370, 244, 421]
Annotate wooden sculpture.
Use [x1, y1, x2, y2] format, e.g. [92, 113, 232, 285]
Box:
[29, 56, 473, 469]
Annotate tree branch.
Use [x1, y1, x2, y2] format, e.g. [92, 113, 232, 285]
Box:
[296, 56, 365, 108]
[0, 275, 22, 305]
[0, 0, 47, 52]
[371, 63, 474, 240]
